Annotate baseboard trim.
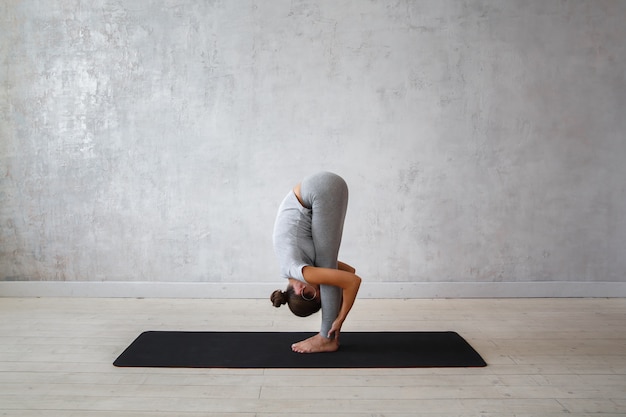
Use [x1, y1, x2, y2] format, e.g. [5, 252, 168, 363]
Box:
[0, 281, 624, 298]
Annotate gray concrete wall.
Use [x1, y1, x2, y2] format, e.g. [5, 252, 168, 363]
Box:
[1, 1, 625, 295]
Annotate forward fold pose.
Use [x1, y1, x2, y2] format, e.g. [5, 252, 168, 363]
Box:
[271, 171, 361, 353]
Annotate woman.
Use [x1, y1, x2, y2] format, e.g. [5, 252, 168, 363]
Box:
[271, 171, 361, 353]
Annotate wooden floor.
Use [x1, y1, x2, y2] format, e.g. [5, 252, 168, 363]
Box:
[0, 297, 625, 416]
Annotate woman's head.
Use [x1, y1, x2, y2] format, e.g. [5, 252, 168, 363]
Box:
[271, 281, 321, 317]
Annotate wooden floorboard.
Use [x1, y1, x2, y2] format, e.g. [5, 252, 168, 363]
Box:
[0, 297, 625, 416]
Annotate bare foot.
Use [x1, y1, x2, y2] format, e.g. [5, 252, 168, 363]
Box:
[291, 333, 339, 353]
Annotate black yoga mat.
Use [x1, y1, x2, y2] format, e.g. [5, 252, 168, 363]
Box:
[113, 331, 486, 368]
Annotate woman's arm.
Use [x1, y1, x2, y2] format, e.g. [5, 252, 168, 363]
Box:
[337, 261, 355, 273]
[302, 266, 361, 338]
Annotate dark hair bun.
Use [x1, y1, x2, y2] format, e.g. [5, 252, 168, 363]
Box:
[270, 289, 287, 307]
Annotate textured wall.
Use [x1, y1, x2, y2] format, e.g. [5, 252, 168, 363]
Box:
[1, 1, 625, 289]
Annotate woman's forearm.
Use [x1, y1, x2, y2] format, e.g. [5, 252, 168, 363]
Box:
[302, 265, 361, 328]
[336, 274, 361, 323]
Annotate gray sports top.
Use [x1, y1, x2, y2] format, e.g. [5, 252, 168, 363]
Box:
[272, 191, 314, 282]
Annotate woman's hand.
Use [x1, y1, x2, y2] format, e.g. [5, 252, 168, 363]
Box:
[328, 317, 345, 340]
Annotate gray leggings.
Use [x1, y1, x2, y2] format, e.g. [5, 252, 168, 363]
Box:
[300, 172, 349, 338]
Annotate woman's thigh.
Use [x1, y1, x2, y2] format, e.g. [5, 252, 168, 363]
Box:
[300, 172, 348, 268]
